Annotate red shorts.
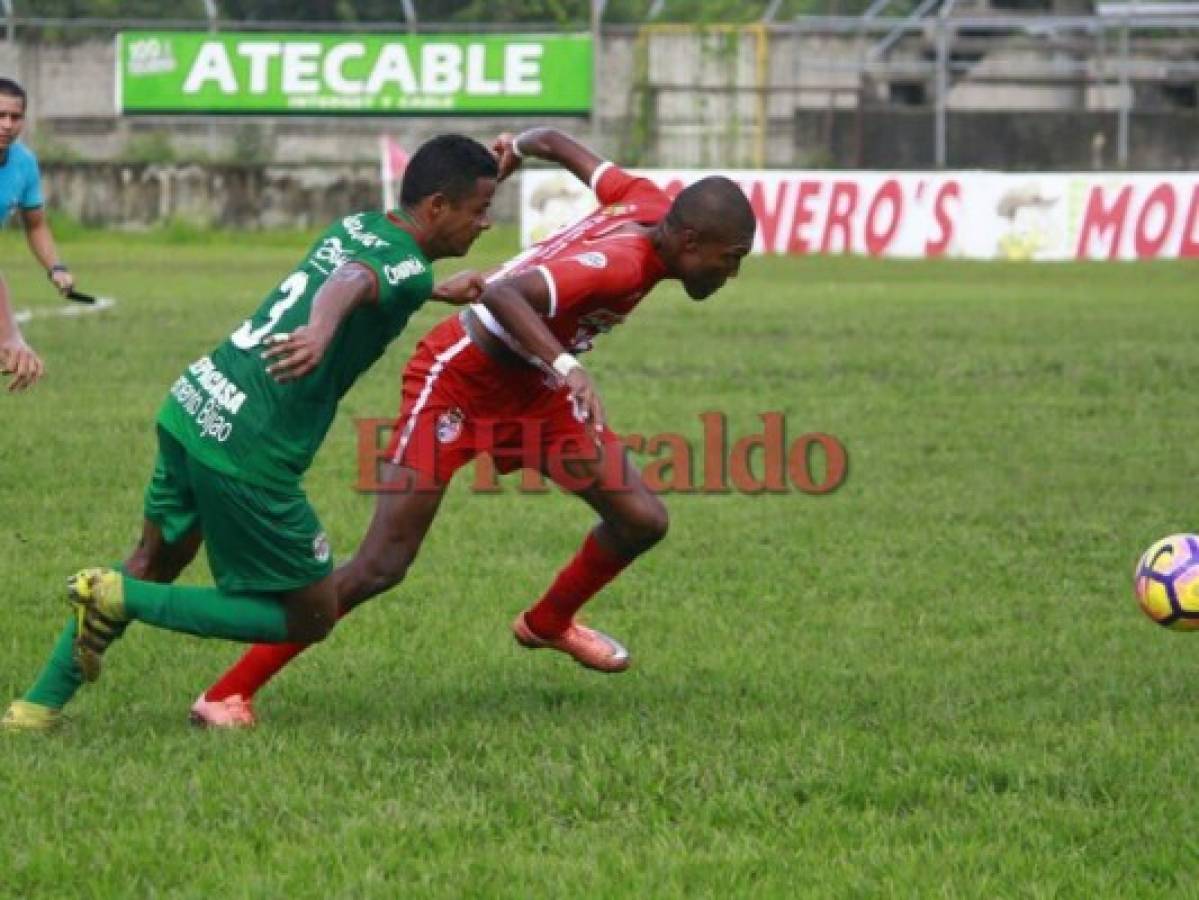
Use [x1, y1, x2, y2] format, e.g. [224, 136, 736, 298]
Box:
[385, 315, 625, 488]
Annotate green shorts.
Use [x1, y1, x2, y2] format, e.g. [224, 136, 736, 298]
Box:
[143, 427, 333, 594]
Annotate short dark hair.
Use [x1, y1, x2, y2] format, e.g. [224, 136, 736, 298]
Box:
[400, 134, 498, 207]
[0, 78, 26, 107]
[666, 176, 757, 243]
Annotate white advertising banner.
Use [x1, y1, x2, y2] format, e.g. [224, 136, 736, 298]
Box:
[521, 169, 1199, 261]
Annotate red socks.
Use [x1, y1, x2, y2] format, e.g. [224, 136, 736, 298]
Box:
[205, 607, 350, 702]
[207, 532, 633, 702]
[525, 532, 633, 638]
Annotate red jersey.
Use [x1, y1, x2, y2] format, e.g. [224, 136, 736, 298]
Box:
[469, 162, 671, 361]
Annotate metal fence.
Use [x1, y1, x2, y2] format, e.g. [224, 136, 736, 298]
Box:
[619, 10, 1199, 169]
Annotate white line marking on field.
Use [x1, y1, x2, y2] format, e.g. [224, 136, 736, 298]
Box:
[14, 297, 117, 324]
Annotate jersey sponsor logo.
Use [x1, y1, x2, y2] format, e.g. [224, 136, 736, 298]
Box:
[313, 532, 331, 563]
[342, 214, 390, 249]
[187, 356, 247, 415]
[384, 257, 427, 285]
[312, 236, 353, 273]
[169, 374, 236, 443]
[568, 309, 626, 353]
[571, 251, 608, 269]
[170, 357, 246, 444]
[436, 407, 465, 443]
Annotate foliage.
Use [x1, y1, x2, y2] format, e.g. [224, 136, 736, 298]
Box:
[120, 130, 176, 163]
[15, 0, 208, 16]
[27, 131, 82, 164]
[12, 0, 799, 26]
[229, 122, 271, 165]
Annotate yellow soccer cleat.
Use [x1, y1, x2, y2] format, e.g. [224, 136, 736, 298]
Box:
[2, 700, 63, 733]
[66, 567, 128, 683]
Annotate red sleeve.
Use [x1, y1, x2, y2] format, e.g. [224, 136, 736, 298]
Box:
[536, 248, 642, 318]
[590, 162, 667, 208]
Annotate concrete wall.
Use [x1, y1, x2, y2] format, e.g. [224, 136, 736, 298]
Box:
[40, 161, 386, 229]
[798, 108, 1199, 171]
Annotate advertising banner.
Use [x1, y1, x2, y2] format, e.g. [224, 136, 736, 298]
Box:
[118, 31, 592, 115]
[522, 169, 1199, 261]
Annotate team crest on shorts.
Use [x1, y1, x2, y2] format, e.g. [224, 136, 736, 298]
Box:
[313, 532, 331, 563]
[436, 407, 465, 443]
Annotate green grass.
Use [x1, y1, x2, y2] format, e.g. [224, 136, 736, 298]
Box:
[2, 226, 1199, 897]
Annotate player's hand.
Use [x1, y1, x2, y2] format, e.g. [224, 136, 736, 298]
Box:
[48, 267, 74, 296]
[261, 326, 331, 383]
[492, 132, 523, 183]
[0, 336, 45, 392]
[432, 270, 486, 305]
[565, 367, 606, 442]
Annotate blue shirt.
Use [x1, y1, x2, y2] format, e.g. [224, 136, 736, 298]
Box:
[0, 142, 43, 225]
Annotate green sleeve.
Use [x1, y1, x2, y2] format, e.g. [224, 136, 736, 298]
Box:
[353, 250, 431, 311]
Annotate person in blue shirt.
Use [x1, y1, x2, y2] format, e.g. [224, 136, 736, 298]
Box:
[1, 77, 72, 391]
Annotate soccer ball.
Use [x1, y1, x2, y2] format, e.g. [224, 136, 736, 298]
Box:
[1134, 533, 1199, 631]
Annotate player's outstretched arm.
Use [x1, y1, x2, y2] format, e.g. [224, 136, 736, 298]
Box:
[0, 273, 44, 392]
[262, 262, 376, 383]
[493, 127, 605, 190]
[479, 272, 606, 434]
[20, 207, 73, 296]
[431, 269, 486, 305]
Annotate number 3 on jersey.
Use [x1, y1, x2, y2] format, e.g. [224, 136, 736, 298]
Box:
[230, 271, 309, 350]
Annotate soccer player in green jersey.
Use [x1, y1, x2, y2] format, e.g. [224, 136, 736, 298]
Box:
[3, 134, 499, 731]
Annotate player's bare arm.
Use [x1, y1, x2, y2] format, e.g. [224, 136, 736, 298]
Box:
[0, 272, 44, 392]
[477, 271, 606, 434]
[262, 261, 376, 383]
[19, 206, 73, 296]
[431, 269, 486, 305]
[492, 127, 605, 188]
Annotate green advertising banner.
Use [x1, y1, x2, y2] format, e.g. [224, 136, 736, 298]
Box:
[117, 31, 592, 115]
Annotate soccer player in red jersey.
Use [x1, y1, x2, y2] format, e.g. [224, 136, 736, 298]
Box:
[192, 127, 756, 727]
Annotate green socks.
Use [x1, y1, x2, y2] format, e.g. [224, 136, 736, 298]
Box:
[23, 616, 118, 710]
[24, 560, 133, 710]
[122, 578, 290, 643]
[21, 573, 290, 713]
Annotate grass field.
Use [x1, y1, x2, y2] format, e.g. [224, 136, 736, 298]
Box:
[1, 223, 1198, 897]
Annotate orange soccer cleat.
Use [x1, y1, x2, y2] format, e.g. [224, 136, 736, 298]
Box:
[512, 612, 631, 673]
[188, 693, 257, 729]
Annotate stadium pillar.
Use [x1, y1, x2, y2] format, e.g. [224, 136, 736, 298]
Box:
[1117, 15, 1131, 168]
[591, 0, 606, 150]
[934, 15, 949, 168]
[753, 23, 769, 169]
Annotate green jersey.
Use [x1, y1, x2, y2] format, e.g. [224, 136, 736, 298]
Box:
[157, 211, 434, 490]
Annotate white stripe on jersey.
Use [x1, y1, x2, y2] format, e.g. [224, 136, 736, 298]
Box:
[390, 335, 472, 466]
[589, 161, 614, 193]
[535, 265, 558, 318]
[469, 305, 540, 366]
